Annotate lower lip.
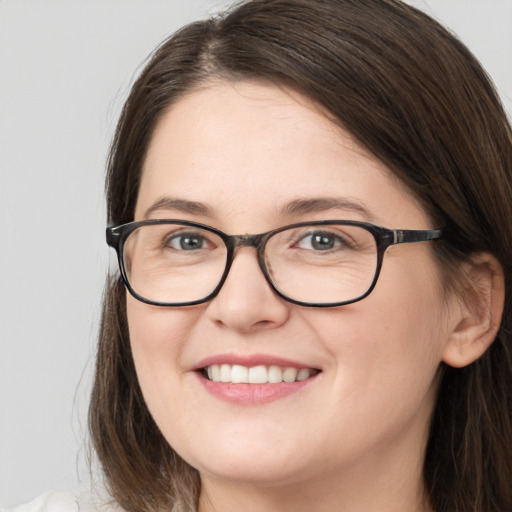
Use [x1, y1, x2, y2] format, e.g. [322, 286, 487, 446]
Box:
[196, 373, 317, 404]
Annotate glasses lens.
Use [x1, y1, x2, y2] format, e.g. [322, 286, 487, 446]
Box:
[123, 223, 227, 304]
[265, 224, 378, 304]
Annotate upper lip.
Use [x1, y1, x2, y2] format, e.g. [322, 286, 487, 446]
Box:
[193, 353, 321, 371]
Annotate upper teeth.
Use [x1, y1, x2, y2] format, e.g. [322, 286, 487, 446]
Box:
[205, 364, 316, 384]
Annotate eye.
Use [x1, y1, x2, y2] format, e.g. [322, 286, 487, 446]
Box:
[295, 230, 346, 251]
[165, 231, 210, 251]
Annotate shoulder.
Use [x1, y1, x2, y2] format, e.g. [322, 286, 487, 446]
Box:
[2, 492, 78, 512]
[2, 492, 123, 512]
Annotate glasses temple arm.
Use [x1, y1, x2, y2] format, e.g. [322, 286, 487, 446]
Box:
[392, 228, 443, 244]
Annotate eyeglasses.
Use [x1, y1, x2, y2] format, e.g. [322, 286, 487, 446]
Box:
[106, 219, 442, 308]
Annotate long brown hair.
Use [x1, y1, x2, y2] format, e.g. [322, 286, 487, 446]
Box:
[89, 1, 512, 510]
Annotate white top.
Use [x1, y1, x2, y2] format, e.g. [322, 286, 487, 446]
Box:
[1, 492, 122, 512]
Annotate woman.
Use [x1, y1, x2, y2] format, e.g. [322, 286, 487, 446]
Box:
[88, 0, 510, 511]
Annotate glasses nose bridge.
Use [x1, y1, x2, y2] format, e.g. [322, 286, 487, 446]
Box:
[231, 233, 266, 250]
[225, 233, 269, 278]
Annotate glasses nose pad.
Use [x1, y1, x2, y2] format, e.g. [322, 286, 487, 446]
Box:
[226, 233, 269, 273]
[214, 234, 275, 294]
[257, 247, 277, 287]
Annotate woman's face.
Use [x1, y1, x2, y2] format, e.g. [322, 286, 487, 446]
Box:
[128, 81, 457, 490]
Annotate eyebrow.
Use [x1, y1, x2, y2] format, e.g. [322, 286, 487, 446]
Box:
[143, 197, 212, 219]
[143, 195, 375, 222]
[280, 197, 375, 221]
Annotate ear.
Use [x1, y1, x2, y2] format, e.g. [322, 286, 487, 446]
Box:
[442, 252, 505, 368]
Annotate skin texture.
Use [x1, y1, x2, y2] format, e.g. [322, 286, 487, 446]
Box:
[127, 81, 503, 512]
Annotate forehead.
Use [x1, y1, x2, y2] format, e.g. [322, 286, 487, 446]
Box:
[136, 80, 429, 231]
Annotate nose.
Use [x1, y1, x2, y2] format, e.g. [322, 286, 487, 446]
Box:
[205, 246, 291, 333]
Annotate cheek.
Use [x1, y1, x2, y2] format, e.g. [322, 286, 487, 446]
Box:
[127, 294, 203, 351]
[371, 246, 449, 353]
[309, 253, 448, 410]
[128, 299, 174, 365]
[126, 296, 201, 413]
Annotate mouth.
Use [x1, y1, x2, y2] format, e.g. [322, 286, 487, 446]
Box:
[199, 364, 321, 384]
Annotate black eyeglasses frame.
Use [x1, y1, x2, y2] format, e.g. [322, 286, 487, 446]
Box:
[106, 219, 442, 308]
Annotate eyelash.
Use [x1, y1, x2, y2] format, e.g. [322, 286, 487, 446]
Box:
[164, 232, 211, 251]
[293, 230, 355, 251]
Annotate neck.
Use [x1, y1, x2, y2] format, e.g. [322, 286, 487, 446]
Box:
[198, 449, 433, 512]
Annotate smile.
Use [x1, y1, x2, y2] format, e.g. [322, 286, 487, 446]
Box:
[202, 364, 320, 384]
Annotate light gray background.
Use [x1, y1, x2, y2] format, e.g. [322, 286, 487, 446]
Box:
[0, 0, 511, 507]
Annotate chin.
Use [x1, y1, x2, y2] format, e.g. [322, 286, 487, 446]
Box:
[192, 455, 318, 488]
[166, 428, 320, 487]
